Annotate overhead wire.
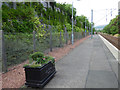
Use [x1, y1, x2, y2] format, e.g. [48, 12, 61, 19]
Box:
[94, 8, 117, 25]
[93, 2, 118, 25]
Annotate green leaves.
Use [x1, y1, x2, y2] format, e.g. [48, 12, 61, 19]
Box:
[30, 52, 44, 61]
[2, 2, 92, 34]
[28, 52, 55, 67]
[65, 23, 72, 32]
[102, 16, 118, 35]
[2, 3, 36, 33]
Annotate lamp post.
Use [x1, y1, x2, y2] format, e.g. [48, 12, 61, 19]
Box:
[86, 17, 90, 35]
[72, 0, 80, 45]
[72, 1, 74, 45]
[118, 2, 120, 64]
[91, 9, 93, 39]
[85, 18, 87, 37]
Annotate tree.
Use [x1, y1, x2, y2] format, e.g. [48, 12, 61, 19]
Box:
[102, 15, 118, 35]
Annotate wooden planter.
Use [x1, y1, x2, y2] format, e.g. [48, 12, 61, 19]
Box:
[24, 61, 56, 88]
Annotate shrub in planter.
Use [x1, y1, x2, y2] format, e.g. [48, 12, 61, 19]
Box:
[23, 52, 56, 88]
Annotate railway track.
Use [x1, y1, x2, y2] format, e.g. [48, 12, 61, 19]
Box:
[100, 33, 120, 50]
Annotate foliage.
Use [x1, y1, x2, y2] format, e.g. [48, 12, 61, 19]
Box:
[2, 4, 36, 33]
[4, 28, 87, 67]
[102, 16, 118, 35]
[114, 34, 120, 37]
[93, 28, 96, 34]
[2, 2, 93, 68]
[65, 23, 72, 32]
[76, 15, 91, 33]
[30, 52, 44, 61]
[24, 52, 55, 68]
[23, 64, 42, 68]
[2, 2, 92, 34]
[74, 26, 81, 32]
[45, 56, 55, 65]
[31, 16, 47, 38]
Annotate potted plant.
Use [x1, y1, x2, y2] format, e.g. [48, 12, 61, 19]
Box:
[23, 52, 56, 88]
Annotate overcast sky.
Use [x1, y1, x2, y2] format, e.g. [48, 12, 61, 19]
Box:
[55, 0, 120, 27]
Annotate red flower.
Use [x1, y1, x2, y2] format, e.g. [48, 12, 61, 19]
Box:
[43, 58, 45, 60]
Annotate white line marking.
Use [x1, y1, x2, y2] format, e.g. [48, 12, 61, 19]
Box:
[99, 34, 119, 51]
[99, 34, 119, 61]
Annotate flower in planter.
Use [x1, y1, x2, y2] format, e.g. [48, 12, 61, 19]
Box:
[24, 52, 55, 68]
[53, 57, 57, 61]
[23, 52, 56, 88]
[45, 56, 55, 65]
[30, 52, 44, 61]
[43, 57, 45, 60]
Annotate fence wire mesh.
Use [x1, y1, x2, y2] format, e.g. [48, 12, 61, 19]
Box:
[3, 26, 89, 71]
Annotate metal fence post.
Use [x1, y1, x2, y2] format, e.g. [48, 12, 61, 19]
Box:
[33, 30, 36, 53]
[78, 32, 79, 39]
[67, 32, 69, 44]
[0, 30, 2, 73]
[74, 32, 75, 41]
[65, 27, 68, 44]
[1, 30, 7, 72]
[59, 31, 62, 47]
[50, 26, 52, 52]
[80, 32, 81, 39]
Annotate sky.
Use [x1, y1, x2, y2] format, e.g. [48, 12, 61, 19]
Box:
[55, 0, 120, 27]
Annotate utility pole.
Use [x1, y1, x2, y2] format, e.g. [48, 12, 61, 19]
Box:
[30, 0, 32, 7]
[118, 2, 120, 85]
[118, 1, 120, 15]
[118, 8, 120, 15]
[88, 23, 89, 35]
[72, 1, 74, 45]
[0, 2, 2, 8]
[71, 0, 80, 44]
[111, 8, 112, 17]
[87, 17, 90, 35]
[106, 9, 107, 22]
[91, 9, 93, 39]
[85, 18, 86, 37]
[118, 2, 120, 37]
[0, 2, 2, 30]
[13, 0, 16, 9]
[13, 2, 16, 9]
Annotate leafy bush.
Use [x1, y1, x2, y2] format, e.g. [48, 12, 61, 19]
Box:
[2, 2, 92, 34]
[102, 16, 118, 35]
[2, 3, 36, 33]
[30, 52, 44, 61]
[24, 52, 55, 68]
[2, 2, 92, 68]
[65, 23, 72, 32]
[45, 56, 55, 65]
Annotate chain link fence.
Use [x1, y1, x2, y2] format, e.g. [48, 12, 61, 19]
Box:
[1, 26, 89, 72]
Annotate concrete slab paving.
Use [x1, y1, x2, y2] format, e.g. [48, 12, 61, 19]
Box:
[85, 35, 118, 88]
[45, 35, 118, 88]
[85, 70, 118, 88]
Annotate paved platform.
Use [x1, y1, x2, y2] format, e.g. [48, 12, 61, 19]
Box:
[45, 35, 118, 88]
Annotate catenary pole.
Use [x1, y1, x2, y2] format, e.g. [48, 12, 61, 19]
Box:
[72, 1, 74, 45]
[91, 9, 93, 39]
